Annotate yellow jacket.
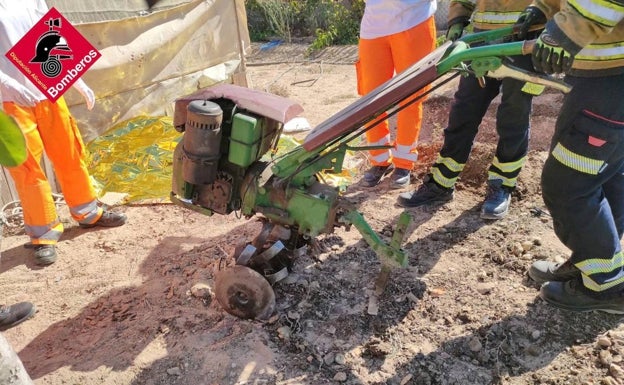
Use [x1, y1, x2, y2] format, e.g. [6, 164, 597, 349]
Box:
[448, 0, 533, 30]
[532, 0, 624, 76]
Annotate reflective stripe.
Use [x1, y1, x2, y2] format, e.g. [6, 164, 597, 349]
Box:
[521, 82, 546, 96]
[393, 144, 418, 162]
[472, 11, 523, 25]
[576, 252, 624, 291]
[487, 171, 516, 187]
[432, 167, 458, 188]
[371, 152, 391, 164]
[436, 155, 464, 173]
[368, 135, 391, 147]
[576, 252, 624, 274]
[581, 273, 624, 291]
[551, 142, 604, 175]
[568, 0, 624, 27]
[71, 200, 102, 224]
[577, 43, 624, 61]
[491, 155, 525, 173]
[26, 220, 63, 243]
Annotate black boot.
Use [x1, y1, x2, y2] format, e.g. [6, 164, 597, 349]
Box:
[397, 175, 453, 208]
[34, 244, 57, 265]
[361, 164, 394, 187]
[0, 302, 36, 331]
[79, 210, 127, 228]
[528, 260, 580, 285]
[540, 278, 624, 314]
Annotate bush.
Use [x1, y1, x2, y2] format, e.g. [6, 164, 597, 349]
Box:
[245, 0, 364, 49]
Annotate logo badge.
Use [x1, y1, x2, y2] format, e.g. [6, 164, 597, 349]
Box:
[5, 7, 101, 102]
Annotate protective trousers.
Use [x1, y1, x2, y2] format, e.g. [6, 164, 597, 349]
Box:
[430, 54, 534, 189]
[356, 17, 436, 170]
[541, 73, 624, 294]
[3, 98, 102, 245]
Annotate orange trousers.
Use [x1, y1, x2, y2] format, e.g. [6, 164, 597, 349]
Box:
[3, 98, 102, 245]
[356, 17, 436, 170]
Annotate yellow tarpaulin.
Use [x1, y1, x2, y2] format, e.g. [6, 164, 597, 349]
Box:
[87, 117, 355, 203]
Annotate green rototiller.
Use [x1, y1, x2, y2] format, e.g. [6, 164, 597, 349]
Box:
[170, 27, 570, 320]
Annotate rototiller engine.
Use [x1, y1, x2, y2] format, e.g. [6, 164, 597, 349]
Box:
[170, 28, 570, 320]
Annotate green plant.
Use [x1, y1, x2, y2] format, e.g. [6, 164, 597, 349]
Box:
[245, 0, 364, 49]
[308, 0, 364, 51]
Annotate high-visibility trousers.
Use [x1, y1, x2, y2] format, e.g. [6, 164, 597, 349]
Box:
[3, 98, 102, 245]
[356, 16, 436, 170]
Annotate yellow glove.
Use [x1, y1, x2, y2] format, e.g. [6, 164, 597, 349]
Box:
[532, 31, 575, 74]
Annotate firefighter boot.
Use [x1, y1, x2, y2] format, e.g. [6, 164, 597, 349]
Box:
[540, 278, 624, 314]
[362, 164, 394, 187]
[528, 260, 580, 285]
[0, 302, 36, 331]
[397, 175, 454, 208]
[481, 179, 512, 220]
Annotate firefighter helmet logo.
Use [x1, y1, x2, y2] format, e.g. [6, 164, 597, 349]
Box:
[30, 18, 73, 78]
[5, 7, 101, 102]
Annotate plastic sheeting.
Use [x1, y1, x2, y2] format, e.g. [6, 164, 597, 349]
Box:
[86, 116, 181, 202]
[48, 0, 250, 143]
[87, 117, 354, 203]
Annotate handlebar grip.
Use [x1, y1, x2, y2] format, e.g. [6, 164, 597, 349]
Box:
[522, 39, 537, 55]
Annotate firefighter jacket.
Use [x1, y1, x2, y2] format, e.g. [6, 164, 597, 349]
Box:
[448, 0, 533, 31]
[532, 0, 624, 77]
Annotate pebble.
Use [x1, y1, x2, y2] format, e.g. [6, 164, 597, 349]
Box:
[600, 350, 613, 366]
[333, 372, 347, 382]
[334, 353, 346, 365]
[476, 283, 496, 295]
[277, 326, 291, 339]
[468, 338, 482, 352]
[597, 336, 613, 348]
[190, 281, 214, 301]
[167, 367, 182, 376]
[531, 330, 541, 340]
[521, 241, 534, 252]
[610, 364, 624, 379]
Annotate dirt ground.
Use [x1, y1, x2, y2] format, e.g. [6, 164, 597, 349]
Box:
[2, 42, 624, 385]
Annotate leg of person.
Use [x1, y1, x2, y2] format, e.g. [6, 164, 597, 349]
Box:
[537, 74, 624, 313]
[388, 16, 436, 189]
[398, 73, 499, 207]
[482, 55, 534, 219]
[357, 35, 395, 187]
[37, 98, 126, 228]
[3, 102, 62, 265]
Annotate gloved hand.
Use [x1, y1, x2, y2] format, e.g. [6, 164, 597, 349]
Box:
[0, 73, 38, 107]
[446, 23, 465, 42]
[532, 31, 575, 74]
[73, 79, 95, 110]
[514, 6, 547, 40]
[446, 17, 470, 42]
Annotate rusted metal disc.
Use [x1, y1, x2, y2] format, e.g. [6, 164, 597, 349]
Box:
[214, 265, 275, 320]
